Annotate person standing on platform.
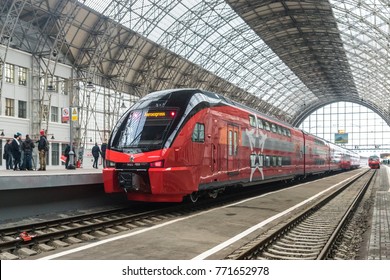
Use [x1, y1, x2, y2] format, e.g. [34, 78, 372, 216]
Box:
[64, 142, 75, 169]
[92, 143, 101, 169]
[19, 134, 26, 170]
[11, 133, 22, 170]
[4, 139, 13, 170]
[37, 129, 48, 171]
[22, 134, 35, 171]
[101, 141, 107, 168]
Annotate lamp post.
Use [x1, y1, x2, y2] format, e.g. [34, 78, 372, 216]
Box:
[67, 105, 76, 169]
[63, 77, 95, 169]
[67, 78, 80, 170]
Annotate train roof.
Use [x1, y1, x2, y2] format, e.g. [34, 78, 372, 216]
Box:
[139, 88, 294, 128]
[127, 88, 359, 157]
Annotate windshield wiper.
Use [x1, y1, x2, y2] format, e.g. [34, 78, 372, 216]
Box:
[126, 130, 143, 146]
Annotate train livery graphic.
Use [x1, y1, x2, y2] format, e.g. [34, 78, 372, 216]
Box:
[368, 155, 380, 169]
[103, 89, 360, 202]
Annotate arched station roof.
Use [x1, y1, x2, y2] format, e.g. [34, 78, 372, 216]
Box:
[0, 0, 389, 126]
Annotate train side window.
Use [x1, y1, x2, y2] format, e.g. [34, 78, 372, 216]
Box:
[272, 156, 277, 166]
[249, 115, 256, 127]
[278, 156, 282, 166]
[281, 128, 287, 136]
[271, 123, 277, 133]
[264, 121, 271, 131]
[258, 118, 264, 129]
[277, 125, 282, 135]
[282, 156, 291, 165]
[228, 130, 233, 155]
[234, 131, 238, 155]
[192, 123, 205, 142]
[286, 129, 291, 137]
[250, 154, 264, 167]
[265, 156, 271, 167]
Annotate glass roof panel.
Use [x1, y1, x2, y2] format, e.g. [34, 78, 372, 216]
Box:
[82, 0, 315, 115]
[330, 0, 390, 113]
[81, 0, 390, 123]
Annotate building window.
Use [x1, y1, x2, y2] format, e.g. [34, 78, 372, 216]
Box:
[5, 98, 14, 116]
[18, 100, 27, 118]
[61, 143, 67, 166]
[5, 63, 14, 83]
[18, 66, 27, 86]
[51, 143, 59, 165]
[51, 106, 58, 122]
[47, 75, 58, 92]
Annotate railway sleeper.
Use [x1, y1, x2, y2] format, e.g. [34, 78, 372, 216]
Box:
[271, 244, 320, 254]
[275, 240, 323, 249]
[292, 227, 331, 234]
[299, 222, 332, 228]
[285, 231, 332, 240]
[278, 238, 326, 246]
[281, 234, 328, 243]
[256, 255, 314, 260]
[261, 249, 318, 260]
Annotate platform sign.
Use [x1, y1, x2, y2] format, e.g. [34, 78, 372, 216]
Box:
[62, 107, 69, 123]
[71, 107, 78, 121]
[335, 133, 348, 144]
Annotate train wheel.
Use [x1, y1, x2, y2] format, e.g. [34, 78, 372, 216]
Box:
[189, 192, 200, 203]
[208, 190, 218, 199]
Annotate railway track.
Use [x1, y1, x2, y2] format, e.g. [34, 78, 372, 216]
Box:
[225, 169, 375, 260]
[0, 176, 300, 260]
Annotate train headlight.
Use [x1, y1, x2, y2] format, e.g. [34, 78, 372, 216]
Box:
[106, 160, 116, 167]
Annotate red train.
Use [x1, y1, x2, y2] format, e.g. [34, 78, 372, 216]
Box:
[103, 89, 360, 202]
[368, 155, 380, 169]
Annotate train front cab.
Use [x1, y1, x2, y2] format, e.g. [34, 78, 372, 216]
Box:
[102, 93, 204, 202]
[368, 155, 380, 169]
[103, 141, 202, 202]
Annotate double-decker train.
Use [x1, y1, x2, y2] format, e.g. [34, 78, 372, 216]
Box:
[368, 155, 380, 169]
[103, 88, 360, 202]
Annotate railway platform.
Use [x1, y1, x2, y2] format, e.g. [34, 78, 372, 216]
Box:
[0, 167, 110, 223]
[0, 167, 103, 190]
[366, 165, 390, 259]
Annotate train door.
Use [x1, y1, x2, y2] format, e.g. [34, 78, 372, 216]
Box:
[227, 124, 239, 176]
[210, 118, 219, 174]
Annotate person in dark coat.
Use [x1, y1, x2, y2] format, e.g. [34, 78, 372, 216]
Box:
[64, 143, 75, 169]
[4, 139, 13, 170]
[11, 133, 22, 170]
[19, 135, 26, 170]
[37, 129, 48, 171]
[21, 134, 35, 170]
[91, 143, 101, 169]
[101, 142, 107, 168]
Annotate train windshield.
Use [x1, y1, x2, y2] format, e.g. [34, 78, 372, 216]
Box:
[369, 155, 379, 161]
[114, 109, 177, 151]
